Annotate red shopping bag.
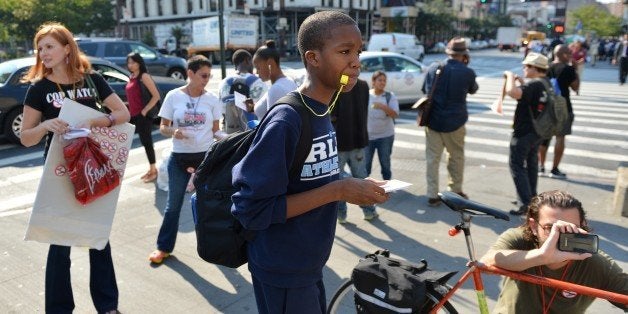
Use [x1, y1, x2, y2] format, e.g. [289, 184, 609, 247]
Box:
[63, 137, 120, 205]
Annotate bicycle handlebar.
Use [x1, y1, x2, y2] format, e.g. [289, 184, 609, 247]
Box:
[438, 191, 510, 221]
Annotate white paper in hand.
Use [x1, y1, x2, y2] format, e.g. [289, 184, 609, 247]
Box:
[62, 127, 91, 140]
[234, 91, 248, 111]
[381, 179, 413, 193]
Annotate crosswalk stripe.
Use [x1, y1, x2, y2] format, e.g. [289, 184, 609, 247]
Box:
[396, 115, 628, 137]
[463, 108, 628, 125]
[392, 139, 617, 179]
[0, 132, 171, 168]
[393, 127, 626, 162]
[0, 154, 167, 214]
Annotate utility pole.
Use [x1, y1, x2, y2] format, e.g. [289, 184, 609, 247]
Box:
[218, 0, 226, 78]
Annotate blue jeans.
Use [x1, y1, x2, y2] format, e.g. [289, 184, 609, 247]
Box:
[337, 148, 376, 219]
[45, 243, 118, 313]
[365, 135, 394, 180]
[156, 153, 193, 253]
[509, 132, 541, 207]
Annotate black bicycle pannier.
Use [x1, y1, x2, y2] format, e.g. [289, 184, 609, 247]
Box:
[351, 250, 456, 313]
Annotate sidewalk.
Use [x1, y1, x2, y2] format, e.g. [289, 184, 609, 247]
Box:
[1, 56, 625, 313]
[2, 152, 624, 313]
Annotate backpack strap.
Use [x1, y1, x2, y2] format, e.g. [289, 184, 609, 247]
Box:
[272, 93, 312, 180]
[527, 78, 553, 120]
[244, 74, 259, 86]
[384, 91, 391, 105]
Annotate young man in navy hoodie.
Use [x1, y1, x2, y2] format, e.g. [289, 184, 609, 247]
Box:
[231, 10, 389, 314]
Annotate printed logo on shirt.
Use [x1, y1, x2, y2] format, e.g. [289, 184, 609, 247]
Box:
[537, 90, 549, 112]
[46, 87, 94, 108]
[301, 131, 339, 181]
[561, 290, 577, 298]
[178, 110, 207, 128]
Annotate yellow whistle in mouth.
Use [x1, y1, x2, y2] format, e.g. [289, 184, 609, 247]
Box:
[339, 74, 349, 85]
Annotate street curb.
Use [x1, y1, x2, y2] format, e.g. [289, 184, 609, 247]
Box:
[613, 162, 628, 217]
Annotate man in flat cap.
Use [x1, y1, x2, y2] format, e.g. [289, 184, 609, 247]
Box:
[504, 52, 550, 215]
[420, 37, 478, 206]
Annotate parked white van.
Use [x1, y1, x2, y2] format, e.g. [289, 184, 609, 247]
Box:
[367, 33, 425, 61]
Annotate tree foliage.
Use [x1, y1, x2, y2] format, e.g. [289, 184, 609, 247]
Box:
[415, 0, 457, 45]
[171, 26, 185, 50]
[567, 4, 622, 37]
[0, 0, 116, 45]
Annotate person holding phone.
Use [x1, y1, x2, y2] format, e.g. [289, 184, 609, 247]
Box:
[481, 190, 627, 313]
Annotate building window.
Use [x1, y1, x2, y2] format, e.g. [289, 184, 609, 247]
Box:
[210, 0, 217, 11]
[172, 0, 177, 14]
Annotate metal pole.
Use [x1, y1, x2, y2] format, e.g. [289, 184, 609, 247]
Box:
[218, 0, 226, 78]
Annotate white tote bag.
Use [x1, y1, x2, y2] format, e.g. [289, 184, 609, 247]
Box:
[24, 99, 135, 250]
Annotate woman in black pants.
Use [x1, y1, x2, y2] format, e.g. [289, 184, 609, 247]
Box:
[126, 52, 160, 182]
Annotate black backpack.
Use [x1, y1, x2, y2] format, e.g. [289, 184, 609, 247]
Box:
[528, 78, 569, 139]
[228, 76, 256, 98]
[191, 92, 312, 268]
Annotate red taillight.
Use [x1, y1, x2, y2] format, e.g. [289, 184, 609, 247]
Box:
[448, 227, 460, 236]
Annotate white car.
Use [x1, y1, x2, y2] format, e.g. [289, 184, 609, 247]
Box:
[287, 51, 426, 107]
[358, 51, 426, 106]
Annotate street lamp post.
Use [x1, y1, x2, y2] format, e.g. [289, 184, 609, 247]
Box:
[218, 0, 226, 78]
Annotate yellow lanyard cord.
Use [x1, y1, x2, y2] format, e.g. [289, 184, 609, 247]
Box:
[298, 84, 345, 117]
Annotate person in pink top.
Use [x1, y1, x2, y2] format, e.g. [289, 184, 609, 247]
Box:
[126, 52, 161, 183]
[570, 41, 586, 84]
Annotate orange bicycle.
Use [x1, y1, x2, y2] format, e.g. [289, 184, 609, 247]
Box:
[327, 191, 628, 313]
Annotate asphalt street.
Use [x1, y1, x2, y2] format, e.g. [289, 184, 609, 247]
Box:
[0, 49, 626, 313]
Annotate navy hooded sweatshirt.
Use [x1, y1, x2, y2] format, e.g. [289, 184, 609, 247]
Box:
[232, 92, 340, 288]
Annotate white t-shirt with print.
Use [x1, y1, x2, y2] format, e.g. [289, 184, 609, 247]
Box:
[159, 88, 222, 153]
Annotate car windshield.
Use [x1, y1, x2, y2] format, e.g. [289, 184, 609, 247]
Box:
[92, 64, 129, 83]
[129, 43, 157, 60]
[0, 62, 19, 85]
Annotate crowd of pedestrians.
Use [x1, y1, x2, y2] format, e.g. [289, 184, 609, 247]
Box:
[19, 15, 627, 314]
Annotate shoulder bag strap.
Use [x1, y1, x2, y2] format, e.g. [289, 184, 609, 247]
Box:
[427, 65, 443, 103]
[84, 73, 107, 113]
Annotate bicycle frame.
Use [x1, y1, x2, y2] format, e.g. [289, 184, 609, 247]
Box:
[430, 211, 628, 314]
[430, 262, 628, 314]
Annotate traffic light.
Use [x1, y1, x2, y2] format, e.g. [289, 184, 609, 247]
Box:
[546, 23, 552, 30]
[479, 0, 492, 3]
[554, 24, 565, 34]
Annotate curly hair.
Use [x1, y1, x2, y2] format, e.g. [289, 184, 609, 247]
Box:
[22, 22, 91, 84]
[522, 190, 589, 243]
[297, 11, 357, 67]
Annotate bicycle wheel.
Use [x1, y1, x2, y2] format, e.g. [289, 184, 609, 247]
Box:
[327, 279, 355, 314]
[421, 284, 458, 314]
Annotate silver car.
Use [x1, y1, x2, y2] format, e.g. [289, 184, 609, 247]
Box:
[358, 51, 426, 106]
[287, 51, 426, 107]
